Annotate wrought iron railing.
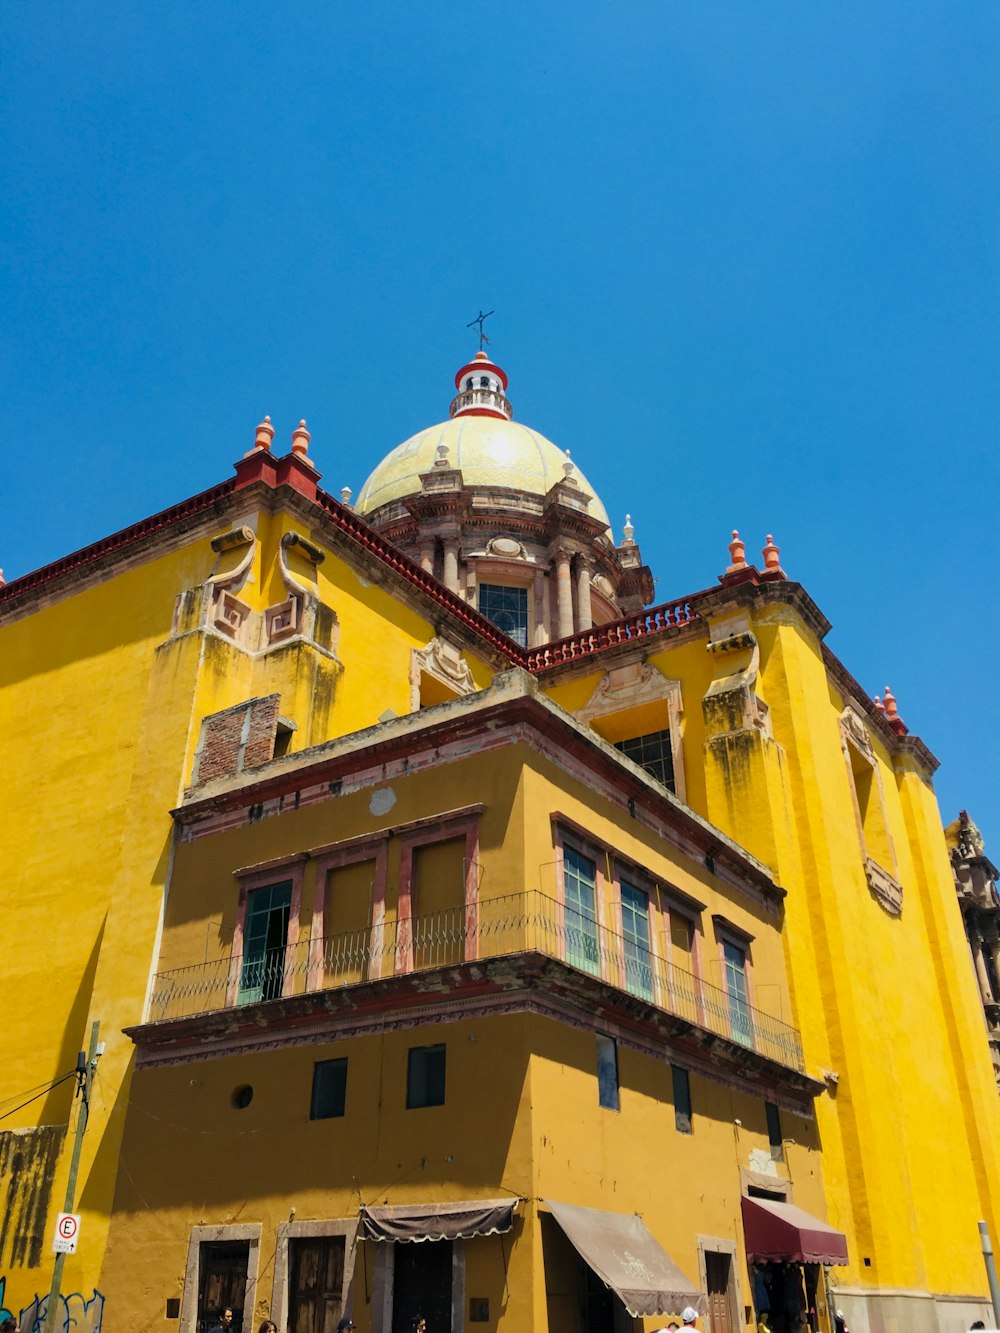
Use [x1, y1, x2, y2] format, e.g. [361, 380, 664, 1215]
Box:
[146, 889, 803, 1070]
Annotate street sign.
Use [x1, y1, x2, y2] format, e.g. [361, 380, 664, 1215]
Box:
[52, 1213, 80, 1254]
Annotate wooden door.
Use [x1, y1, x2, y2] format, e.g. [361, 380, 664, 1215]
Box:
[198, 1241, 250, 1333]
[290, 1236, 346, 1333]
[705, 1252, 733, 1333]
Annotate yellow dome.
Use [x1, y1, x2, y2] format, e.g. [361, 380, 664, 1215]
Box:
[356, 415, 611, 530]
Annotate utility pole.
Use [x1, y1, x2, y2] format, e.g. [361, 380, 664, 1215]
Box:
[44, 1021, 102, 1333]
[979, 1221, 1000, 1328]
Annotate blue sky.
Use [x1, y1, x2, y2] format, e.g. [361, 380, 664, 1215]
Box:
[2, 3, 997, 844]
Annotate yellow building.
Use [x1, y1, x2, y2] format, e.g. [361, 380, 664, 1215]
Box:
[1, 352, 997, 1333]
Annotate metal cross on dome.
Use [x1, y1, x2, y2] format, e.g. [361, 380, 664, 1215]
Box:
[466, 309, 495, 350]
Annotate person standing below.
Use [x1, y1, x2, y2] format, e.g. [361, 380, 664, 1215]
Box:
[208, 1307, 234, 1333]
[681, 1308, 699, 1330]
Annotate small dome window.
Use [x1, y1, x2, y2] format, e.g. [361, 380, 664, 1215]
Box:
[480, 376, 490, 389]
[465, 378, 474, 390]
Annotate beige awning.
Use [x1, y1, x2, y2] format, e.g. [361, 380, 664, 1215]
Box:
[545, 1199, 703, 1317]
[359, 1199, 518, 1243]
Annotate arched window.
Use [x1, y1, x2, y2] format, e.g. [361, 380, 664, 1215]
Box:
[480, 376, 490, 389]
[465, 378, 474, 390]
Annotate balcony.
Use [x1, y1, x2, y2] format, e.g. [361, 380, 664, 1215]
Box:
[146, 890, 804, 1072]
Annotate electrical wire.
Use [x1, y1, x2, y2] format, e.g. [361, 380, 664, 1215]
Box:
[0, 1069, 78, 1123]
[0, 1073, 74, 1110]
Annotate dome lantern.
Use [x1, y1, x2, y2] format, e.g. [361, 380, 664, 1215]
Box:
[450, 350, 512, 422]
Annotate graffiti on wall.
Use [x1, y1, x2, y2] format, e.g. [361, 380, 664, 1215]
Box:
[0, 1276, 104, 1333]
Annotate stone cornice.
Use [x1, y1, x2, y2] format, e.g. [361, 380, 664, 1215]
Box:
[0, 477, 240, 623]
[175, 671, 784, 909]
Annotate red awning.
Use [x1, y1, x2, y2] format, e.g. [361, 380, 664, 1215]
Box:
[741, 1197, 848, 1266]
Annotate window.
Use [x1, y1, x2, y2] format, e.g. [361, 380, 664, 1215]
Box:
[765, 1101, 783, 1161]
[620, 879, 653, 999]
[465, 377, 473, 390]
[478, 583, 529, 647]
[614, 729, 675, 792]
[672, 1065, 691, 1133]
[238, 881, 292, 1004]
[407, 1043, 446, 1108]
[563, 845, 600, 976]
[596, 1035, 620, 1110]
[723, 939, 753, 1048]
[479, 375, 490, 388]
[848, 744, 895, 872]
[310, 1059, 348, 1120]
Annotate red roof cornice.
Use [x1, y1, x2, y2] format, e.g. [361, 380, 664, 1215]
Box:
[0, 477, 238, 608]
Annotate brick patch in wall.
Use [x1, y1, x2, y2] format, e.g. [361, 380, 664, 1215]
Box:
[192, 695, 281, 785]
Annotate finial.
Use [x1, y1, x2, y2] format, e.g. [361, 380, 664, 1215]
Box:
[291, 419, 311, 460]
[873, 694, 885, 715]
[882, 685, 909, 735]
[466, 309, 495, 351]
[762, 534, 781, 571]
[247, 414, 275, 457]
[0, 569, 5, 588]
[623, 514, 635, 546]
[434, 442, 450, 468]
[727, 529, 747, 571]
[340, 486, 353, 508]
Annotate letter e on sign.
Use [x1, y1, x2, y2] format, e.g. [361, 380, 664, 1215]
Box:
[53, 1212, 80, 1254]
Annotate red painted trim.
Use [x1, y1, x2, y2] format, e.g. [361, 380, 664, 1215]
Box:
[311, 485, 532, 663]
[454, 359, 509, 391]
[451, 407, 508, 420]
[0, 477, 238, 605]
[234, 450, 278, 490]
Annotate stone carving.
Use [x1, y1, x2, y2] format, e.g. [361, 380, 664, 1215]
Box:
[410, 636, 476, 707]
[579, 661, 686, 802]
[579, 660, 683, 723]
[840, 705, 874, 761]
[864, 855, 903, 916]
[214, 590, 251, 640]
[486, 536, 525, 559]
[265, 597, 299, 644]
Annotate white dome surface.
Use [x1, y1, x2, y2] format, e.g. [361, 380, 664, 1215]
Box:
[356, 415, 611, 530]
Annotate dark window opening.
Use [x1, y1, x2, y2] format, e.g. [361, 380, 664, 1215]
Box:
[273, 721, 294, 759]
[238, 880, 292, 1004]
[479, 376, 490, 388]
[392, 1238, 453, 1333]
[614, 730, 675, 792]
[478, 583, 528, 647]
[672, 1064, 692, 1133]
[311, 1058, 348, 1120]
[465, 378, 473, 390]
[596, 1035, 620, 1110]
[765, 1101, 783, 1160]
[407, 1043, 446, 1108]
